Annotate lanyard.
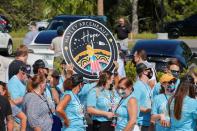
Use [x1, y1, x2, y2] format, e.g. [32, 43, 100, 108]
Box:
[141, 80, 152, 99]
[114, 93, 131, 113]
[72, 92, 84, 112]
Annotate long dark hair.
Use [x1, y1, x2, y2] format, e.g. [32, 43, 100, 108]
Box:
[168, 75, 195, 120]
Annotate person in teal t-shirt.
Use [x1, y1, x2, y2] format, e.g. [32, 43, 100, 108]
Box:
[151, 73, 177, 131]
[115, 77, 138, 131]
[132, 63, 153, 131]
[87, 71, 120, 131]
[168, 75, 197, 131]
[56, 74, 86, 131]
[153, 58, 181, 98]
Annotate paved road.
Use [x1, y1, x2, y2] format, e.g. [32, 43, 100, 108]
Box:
[181, 39, 197, 53]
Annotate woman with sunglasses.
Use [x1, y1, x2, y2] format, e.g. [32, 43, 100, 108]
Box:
[168, 75, 197, 131]
[151, 73, 176, 131]
[0, 81, 27, 131]
[115, 77, 138, 131]
[87, 71, 120, 131]
[153, 58, 181, 97]
[56, 74, 86, 131]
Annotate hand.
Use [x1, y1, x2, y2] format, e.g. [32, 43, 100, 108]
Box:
[105, 112, 115, 119]
[63, 118, 70, 127]
[160, 114, 170, 127]
[113, 61, 119, 70]
[66, 64, 74, 71]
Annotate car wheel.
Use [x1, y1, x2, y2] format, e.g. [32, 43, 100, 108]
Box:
[6, 40, 13, 56]
[168, 29, 180, 39]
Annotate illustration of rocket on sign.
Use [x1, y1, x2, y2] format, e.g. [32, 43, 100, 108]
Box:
[86, 44, 102, 75]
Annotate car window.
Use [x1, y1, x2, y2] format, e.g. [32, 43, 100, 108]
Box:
[47, 20, 66, 30]
[180, 42, 193, 61]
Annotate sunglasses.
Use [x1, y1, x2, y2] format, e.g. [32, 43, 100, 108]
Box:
[170, 70, 180, 73]
[168, 80, 176, 84]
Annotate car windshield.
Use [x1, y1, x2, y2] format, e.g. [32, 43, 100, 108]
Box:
[47, 20, 67, 30]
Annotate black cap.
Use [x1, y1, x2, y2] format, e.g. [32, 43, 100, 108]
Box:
[51, 70, 60, 79]
[33, 59, 46, 69]
[136, 63, 149, 74]
[19, 64, 31, 75]
[71, 74, 83, 87]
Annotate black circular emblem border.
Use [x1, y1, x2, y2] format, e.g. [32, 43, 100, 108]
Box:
[62, 19, 118, 80]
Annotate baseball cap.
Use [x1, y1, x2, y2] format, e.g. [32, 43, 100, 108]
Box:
[136, 63, 150, 74]
[160, 73, 175, 83]
[19, 64, 31, 75]
[33, 59, 46, 69]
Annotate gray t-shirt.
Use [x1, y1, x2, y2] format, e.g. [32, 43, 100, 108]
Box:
[51, 36, 62, 56]
[23, 31, 39, 45]
[23, 93, 53, 131]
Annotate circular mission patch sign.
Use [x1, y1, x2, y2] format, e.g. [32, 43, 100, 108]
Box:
[62, 19, 118, 80]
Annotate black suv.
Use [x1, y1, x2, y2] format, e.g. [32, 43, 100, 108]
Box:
[165, 14, 197, 39]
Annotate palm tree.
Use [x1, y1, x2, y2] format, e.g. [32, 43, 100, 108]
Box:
[97, 0, 104, 15]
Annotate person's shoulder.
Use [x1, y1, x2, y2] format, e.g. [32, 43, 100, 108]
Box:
[154, 94, 164, 101]
[133, 80, 144, 88]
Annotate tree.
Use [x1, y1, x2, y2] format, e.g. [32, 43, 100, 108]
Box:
[131, 0, 139, 34]
[97, 0, 104, 15]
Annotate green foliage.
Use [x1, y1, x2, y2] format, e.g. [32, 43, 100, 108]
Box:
[125, 61, 137, 82]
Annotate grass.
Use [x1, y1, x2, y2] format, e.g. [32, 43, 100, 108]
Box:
[132, 32, 157, 39]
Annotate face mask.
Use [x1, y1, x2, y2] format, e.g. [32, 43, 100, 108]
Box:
[146, 70, 153, 79]
[117, 89, 127, 98]
[109, 84, 113, 90]
[166, 84, 176, 93]
[171, 70, 180, 78]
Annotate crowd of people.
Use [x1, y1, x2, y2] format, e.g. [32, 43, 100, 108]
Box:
[0, 42, 197, 131]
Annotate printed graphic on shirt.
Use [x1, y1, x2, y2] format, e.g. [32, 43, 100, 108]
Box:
[62, 19, 118, 80]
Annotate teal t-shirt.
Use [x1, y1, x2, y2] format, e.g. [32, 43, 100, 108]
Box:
[8, 75, 26, 109]
[115, 94, 134, 131]
[61, 91, 86, 131]
[78, 82, 97, 107]
[87, 87, 121, 122]
[169, 96, 197, 131]
[132, 80, 152, 126]
[152, 94, 170, 131]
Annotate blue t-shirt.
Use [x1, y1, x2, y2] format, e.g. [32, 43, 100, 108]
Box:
[169, 96, 197, 131]
[132, 80, 152, 126]
[115, 94, 134, 131]
[62, 91, 86, 131]
[87, 87, 120, 122]
[152, 94, 170, 131]
[153, 79, 180, 98]
[8, 75, 26, 109]
[78, 82, 97, 107]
